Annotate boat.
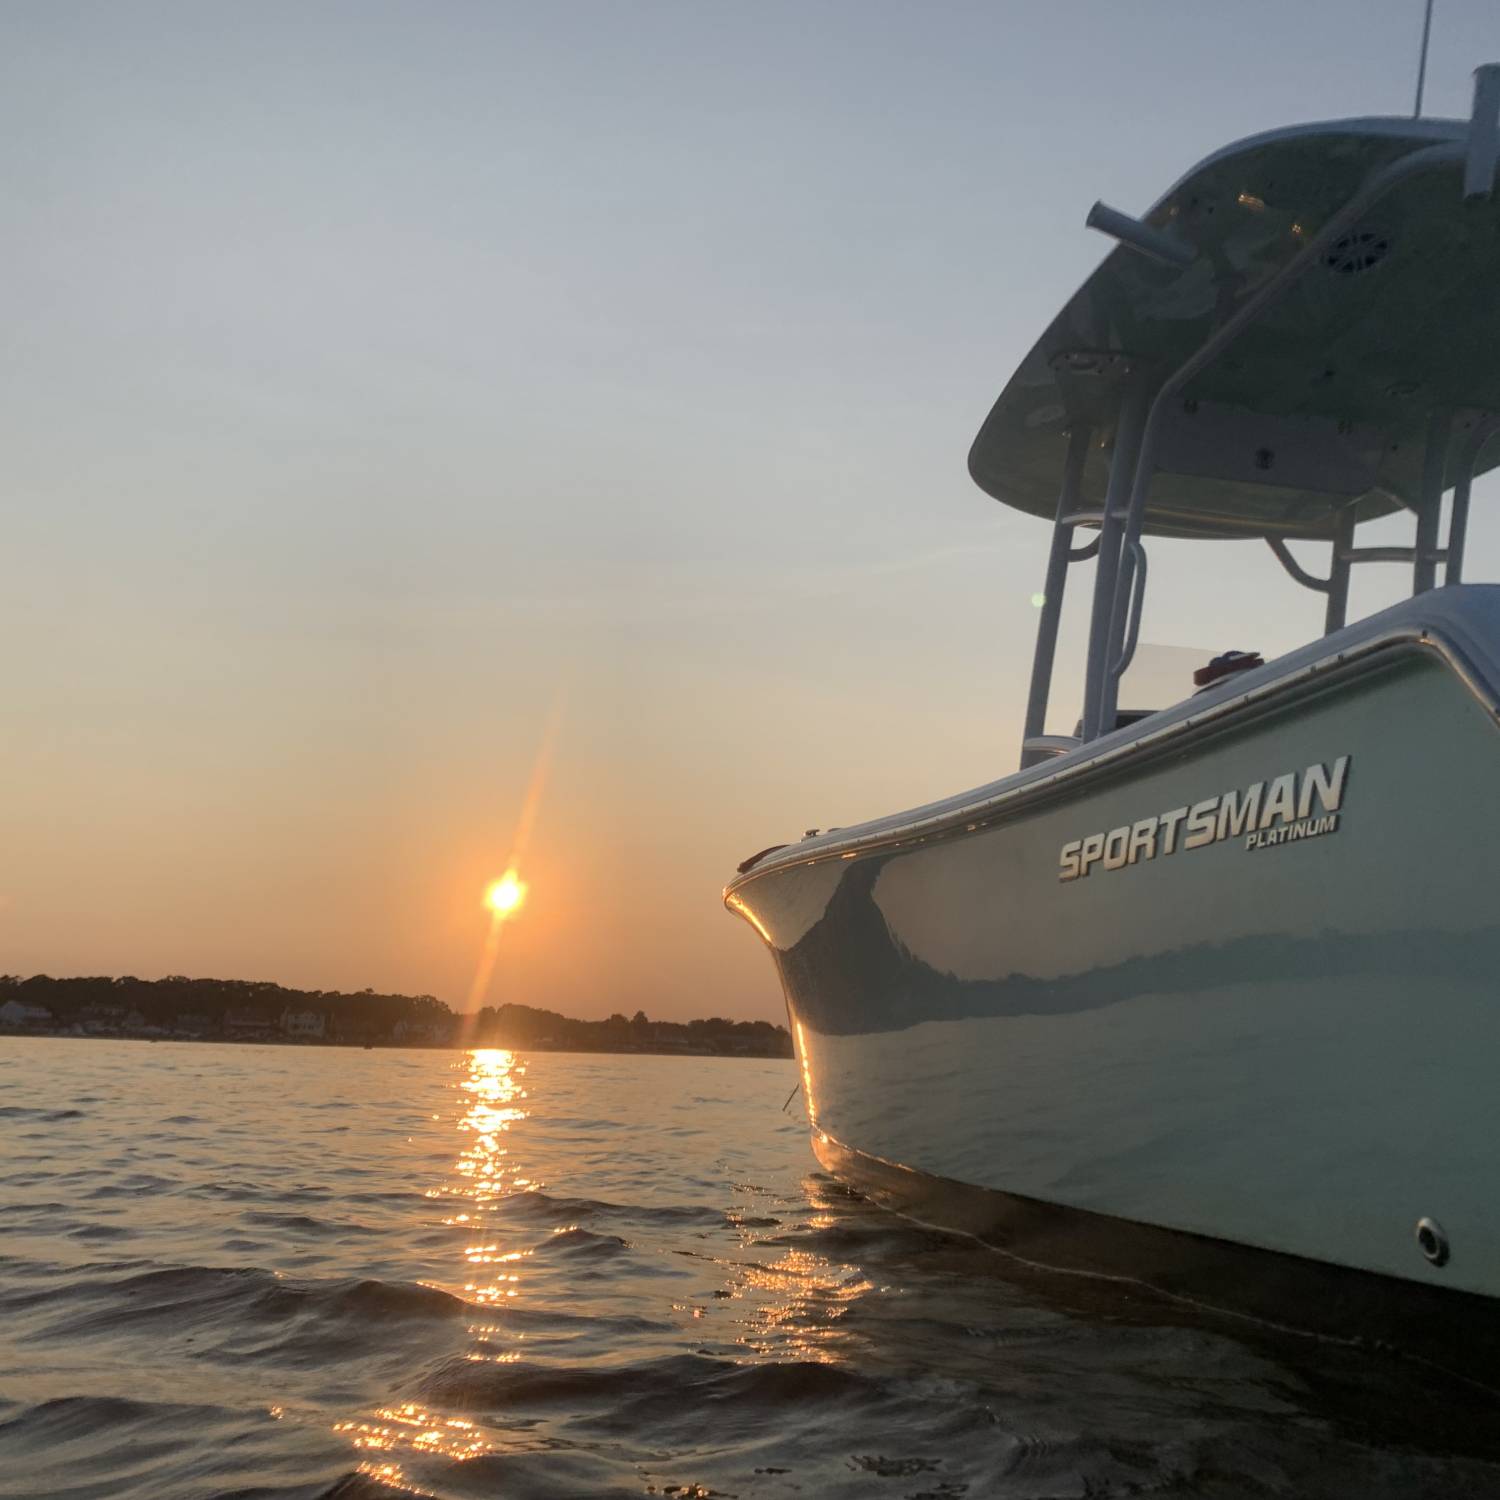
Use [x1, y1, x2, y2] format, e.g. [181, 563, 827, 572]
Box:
[725, 70, 1500, 1382]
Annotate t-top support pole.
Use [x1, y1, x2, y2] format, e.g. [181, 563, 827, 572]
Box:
[1413, 410, 1451, 594]
[1464, 65, 1500, 196]
[1020, 424, 1091, 768]
[1080, 381, 1150, 742]
[1447, 418, 1500, 584]
[1325, 509, 1356, 633]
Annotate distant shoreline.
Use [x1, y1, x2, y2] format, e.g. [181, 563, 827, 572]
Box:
[1, 977, 793, 1057]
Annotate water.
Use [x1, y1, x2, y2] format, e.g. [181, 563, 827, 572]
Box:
[2, 1038, 1497, 1500]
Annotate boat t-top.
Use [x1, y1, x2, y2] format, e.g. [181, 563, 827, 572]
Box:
[726, 67, 1500, 1383]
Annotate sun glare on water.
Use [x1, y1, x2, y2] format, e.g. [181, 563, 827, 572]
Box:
[484, 871, 527, 919]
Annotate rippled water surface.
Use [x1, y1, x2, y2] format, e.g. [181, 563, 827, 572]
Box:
[3, 1036, 1499, 1499]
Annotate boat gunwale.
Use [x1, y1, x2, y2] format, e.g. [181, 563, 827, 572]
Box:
[725, 617, 1495, 901]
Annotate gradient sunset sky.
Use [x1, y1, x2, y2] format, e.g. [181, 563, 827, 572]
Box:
[6, 1, 1499, 1022]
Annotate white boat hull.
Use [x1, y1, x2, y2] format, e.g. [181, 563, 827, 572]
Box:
[728, 588, 1500, 1375]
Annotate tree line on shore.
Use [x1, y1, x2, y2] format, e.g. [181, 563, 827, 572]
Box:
[470, 1002, 792, 1057]
[0, 975, 792, 1057]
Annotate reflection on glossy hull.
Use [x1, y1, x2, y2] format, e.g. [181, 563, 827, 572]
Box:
[727, 592, 1500, 1376]
[810, 1130, 1500, 1382]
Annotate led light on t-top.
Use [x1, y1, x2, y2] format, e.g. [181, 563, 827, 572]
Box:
[725, 65, 1500, 1384]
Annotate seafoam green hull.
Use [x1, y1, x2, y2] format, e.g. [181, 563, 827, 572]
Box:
[727, 588, 1500, 1346]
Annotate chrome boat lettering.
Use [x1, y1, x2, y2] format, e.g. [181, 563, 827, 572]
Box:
[1058, 755, 1348, 881]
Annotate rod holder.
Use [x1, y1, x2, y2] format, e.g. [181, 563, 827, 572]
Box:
[1086, 201, 1196, 268]
[1465, 65, 1500, 198]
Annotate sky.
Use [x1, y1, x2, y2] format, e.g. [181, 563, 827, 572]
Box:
[4, 1, 1499, 1022]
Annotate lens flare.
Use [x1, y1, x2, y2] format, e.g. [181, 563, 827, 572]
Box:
[460, 689, 567, 1027]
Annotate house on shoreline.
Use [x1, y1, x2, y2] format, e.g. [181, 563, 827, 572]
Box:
[223, 1007, 276, 1040]
[0, 1000, 52, 1029]
[281, 1008, 327, 1040]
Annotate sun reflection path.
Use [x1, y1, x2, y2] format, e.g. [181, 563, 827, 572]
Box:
[334, 1404, 493, 1470]
[690, 1179, 876, 1368]
[448, 1049, 535, 1306]
[336, 1049, 536, 1491]
[731, 1237, 875, 1365]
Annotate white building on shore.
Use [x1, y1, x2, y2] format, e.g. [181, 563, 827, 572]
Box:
[281, 1008, 327, 1039]
[0, 1001, 52, 1028]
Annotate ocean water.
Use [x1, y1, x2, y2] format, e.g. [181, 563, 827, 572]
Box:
[2, 1038, 1498, 1500]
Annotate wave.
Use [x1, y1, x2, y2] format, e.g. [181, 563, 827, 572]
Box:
[493, 1188, 725, 1230]
[0, 1397, 432, 1500]
[241, 1211, 382, 1238]
[418, 1349, 870, 1415]
[8, 1040, 1500, 1500]
[531, 1226, 629, 1263]
[0, 1395, 254, 1500]
[9, 1264, 473, 1350]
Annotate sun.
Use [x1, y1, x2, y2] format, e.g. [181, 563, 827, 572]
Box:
[484, 870, 527, 918]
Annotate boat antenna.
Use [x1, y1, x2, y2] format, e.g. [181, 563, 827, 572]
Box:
[1414, 0, 1435, 116]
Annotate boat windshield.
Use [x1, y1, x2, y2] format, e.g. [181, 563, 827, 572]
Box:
[1118, 642, 1218, 719]
[1052, 642, 1221, 740]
